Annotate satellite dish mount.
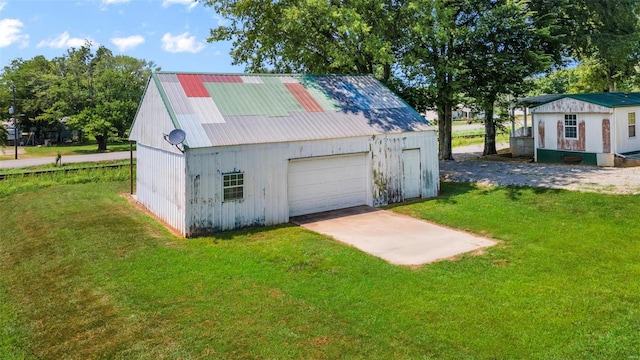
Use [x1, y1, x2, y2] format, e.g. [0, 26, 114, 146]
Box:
[163, 129, 186, 153]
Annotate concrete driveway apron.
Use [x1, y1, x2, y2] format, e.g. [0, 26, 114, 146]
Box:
[291, 206, 496, 266]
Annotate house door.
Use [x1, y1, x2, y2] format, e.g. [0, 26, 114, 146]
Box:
[402, 149, 421, 199]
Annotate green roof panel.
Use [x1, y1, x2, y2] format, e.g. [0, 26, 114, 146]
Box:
[205, 82, 304, 117]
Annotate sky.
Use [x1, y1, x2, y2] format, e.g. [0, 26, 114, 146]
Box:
[0, 0, 244, 73]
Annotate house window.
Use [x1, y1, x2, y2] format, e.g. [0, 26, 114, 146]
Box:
[629, 112, 636, 138]
[564, 114, 578, 139]
[223, 173, 244, 201]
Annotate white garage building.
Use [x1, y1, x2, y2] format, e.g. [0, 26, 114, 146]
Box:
[129, 72, 438, 237]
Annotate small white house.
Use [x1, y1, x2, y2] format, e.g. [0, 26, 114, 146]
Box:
[129, 72, 439, 237]
[530, 92, 640, 166]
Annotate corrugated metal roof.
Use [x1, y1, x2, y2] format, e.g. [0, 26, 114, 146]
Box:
[150, 72, 434, 148]
[523, 92, 640, 108]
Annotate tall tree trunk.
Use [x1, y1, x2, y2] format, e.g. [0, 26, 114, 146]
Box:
[606, 66, 616, 92]
[438, 99, 454, 160]
[483, 97, 497, 156]
[96, 134, 107, 151]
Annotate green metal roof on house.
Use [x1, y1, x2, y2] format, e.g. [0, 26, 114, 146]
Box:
[525, 92, 640, 109]
[142, 72, 434, 148]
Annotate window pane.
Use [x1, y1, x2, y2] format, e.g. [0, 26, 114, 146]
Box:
[223, 173, 244, 201]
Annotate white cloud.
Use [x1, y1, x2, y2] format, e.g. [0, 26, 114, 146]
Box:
[0, 2, 7, 11]
[111, 35, 144, 51]
[102, 0, 130, 4]
[213, 14, 229, 27]
[0, 18, 29, 48]
[161, 32, 205, 53]
[162, 0, 198, 11]
[37, 31, 91, 49]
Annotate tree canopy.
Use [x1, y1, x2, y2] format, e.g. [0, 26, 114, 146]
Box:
[204, 0, 567, 158]
[1, 43, 156, 151]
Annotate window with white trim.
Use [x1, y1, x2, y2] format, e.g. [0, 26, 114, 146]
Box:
[564, 114, 577, 139]
[223, 173, 244, 201]
[629, 112, 636, 138]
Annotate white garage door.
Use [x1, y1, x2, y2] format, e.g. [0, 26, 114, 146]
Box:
[288, 154, 368, 216]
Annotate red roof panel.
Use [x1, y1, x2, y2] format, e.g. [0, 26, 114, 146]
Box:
[285, 83, 324, 112]
[200, 74, 243, 83]
[177, 74, 210, 97]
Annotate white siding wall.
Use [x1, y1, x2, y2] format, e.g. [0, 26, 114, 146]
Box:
[136, 144, 187, 235]
[613, 107, 640, 154]
[129, 78, 183, 155]
[184, 131, 438, 236]
[535, 113, 610, 153]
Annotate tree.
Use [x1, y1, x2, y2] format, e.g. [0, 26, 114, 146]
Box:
[202, 0, 405, 80]
[1, 56, 57, 136]
[402, 0, 489, 160]
[0, 126, 7, 147]
[534, 0, 640, 92]
[463, 0, 553, 155]
[67, 49, 155, 150]
[1, 44, 155, 151]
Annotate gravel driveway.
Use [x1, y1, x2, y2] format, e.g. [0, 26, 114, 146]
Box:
[440, 144, 640, 195]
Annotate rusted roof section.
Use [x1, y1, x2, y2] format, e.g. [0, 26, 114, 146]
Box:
[152, 72, 434, 148]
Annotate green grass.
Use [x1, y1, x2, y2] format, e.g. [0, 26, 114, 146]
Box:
[0, 141, 133, 160]
[1, 175, 640, 358]
[0, 160, 133, 176]
[452, 132, 510, 148]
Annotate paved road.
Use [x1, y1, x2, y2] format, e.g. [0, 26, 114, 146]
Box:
[0, 151, 135, 169]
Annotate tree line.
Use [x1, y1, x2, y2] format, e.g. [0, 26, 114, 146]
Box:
[0, 42, 156, 150]
[203, 0, 640, 159]
[1, 1, 638, 156]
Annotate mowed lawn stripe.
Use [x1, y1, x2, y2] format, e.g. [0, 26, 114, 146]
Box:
[0, 174, 639, 358]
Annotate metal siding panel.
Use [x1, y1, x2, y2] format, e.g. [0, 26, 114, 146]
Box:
[136, 144, 186, 236]
[130, 78, 183, 155]
[279, 76, 299, 84]
[176, 114, 212, 148]
[284, 83, 324, 112]
[179, 132, 439, 234]
[149, 73, 435, 149]
[209, 110, 430, 146]
[189, 97, 225, 124]
[178, 74, 210, 97]
[240, 76, 263, 84]
[162, 80, 193, 115]
[205, 81, 304, 117]
[201, 74, 243, 83]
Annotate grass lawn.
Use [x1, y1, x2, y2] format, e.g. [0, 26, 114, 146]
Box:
[452, 132, 510, 148]
[1, 173, 639, 358]
[0, 141, 133, 160]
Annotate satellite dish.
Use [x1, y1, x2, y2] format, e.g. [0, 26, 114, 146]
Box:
[167, 129, 186, 145]
[163, 129, 187, 153]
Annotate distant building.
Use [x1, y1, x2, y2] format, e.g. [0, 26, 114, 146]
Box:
[528, 92, 640, 166]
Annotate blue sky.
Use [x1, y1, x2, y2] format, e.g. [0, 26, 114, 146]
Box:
[0, 0, 244, 73]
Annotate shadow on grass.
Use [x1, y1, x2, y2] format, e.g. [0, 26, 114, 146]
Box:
[387, 181, 566, 209]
